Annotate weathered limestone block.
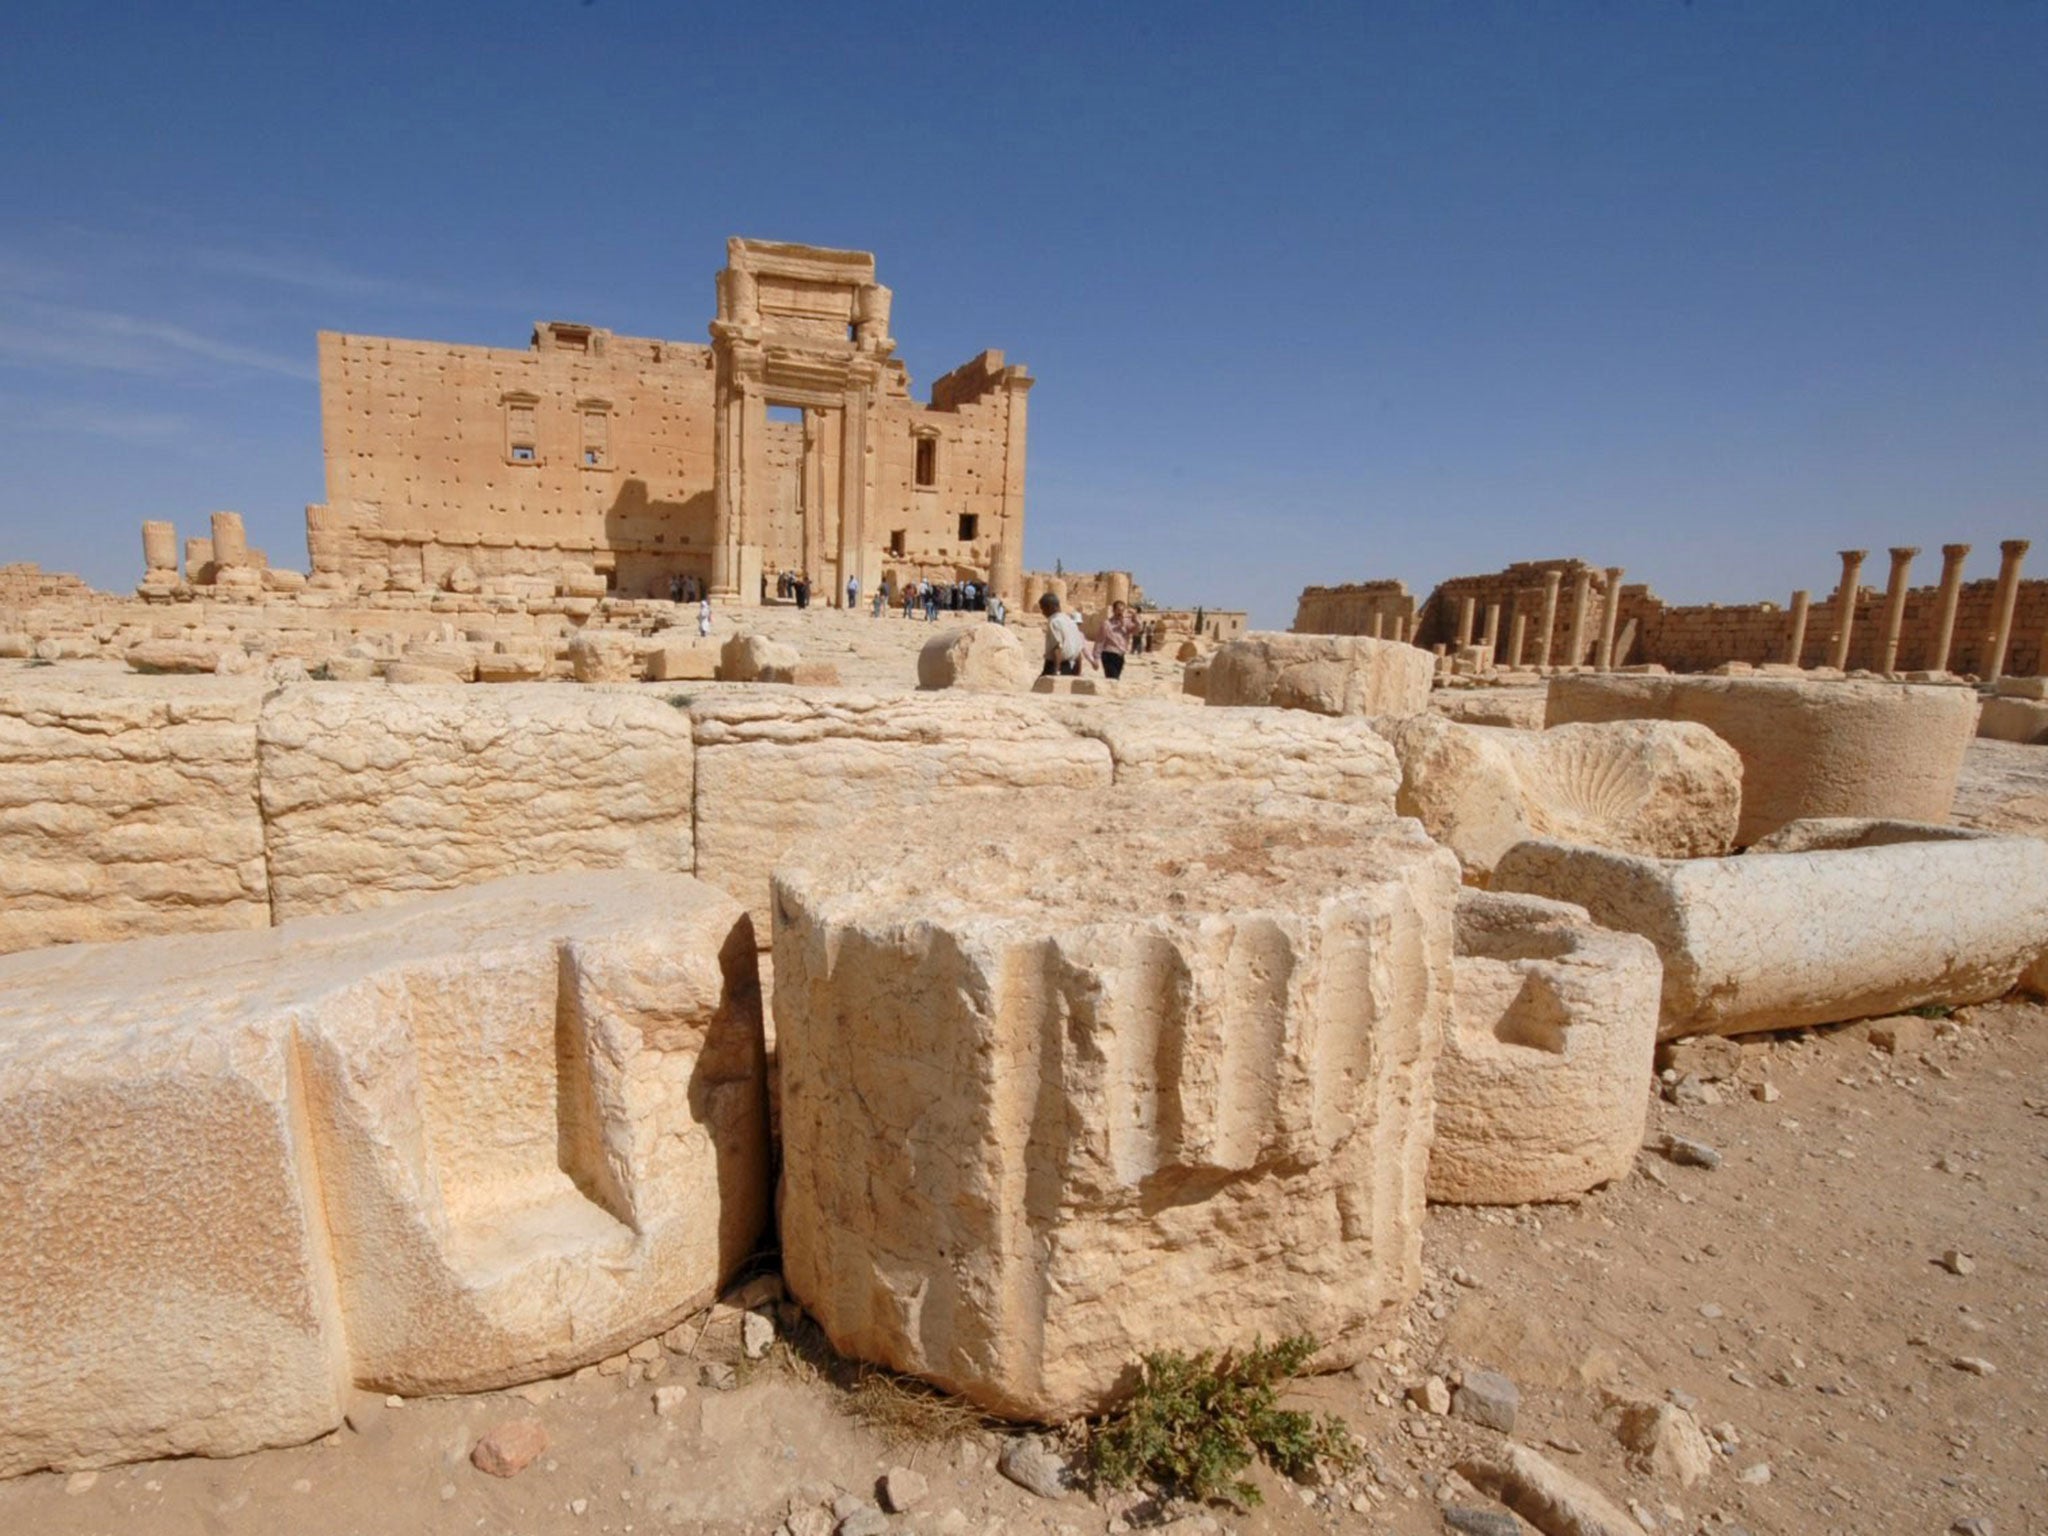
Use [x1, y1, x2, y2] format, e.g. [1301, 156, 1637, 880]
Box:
[1430, 688, 1547, 731]
[567, 631, 642, 683]
[0, 673, 269, 955]
[125, 639, 240, 675]
[1060, 698, 1402, 809]
[399, 640, 480, 681]
[1978, 695, 2048, 745]
[475, 652, 545, 683]
[775, 791, 1459, 1420]
[917, 624, 1033, 691]
[1375, 715, 1741, 881]
[212, 565, 265, 599]
[1494, 821, 2048, 1038]
[690, 692, 1113, 943]
[718, 632, 801, 683]
[1546, 674, 1979, 844]
[1182, 655, 1211, 697]
[1205, 632, 1434, 718]
[262, 568, 306, 594]
[557, 566, 608, 599]
[0, 872, 769, 1474]
[383, 661, 466, 686]
[645, 638, 720, 682]
[258, 684, 693, 922]
[1429, 892, 1660, 1205]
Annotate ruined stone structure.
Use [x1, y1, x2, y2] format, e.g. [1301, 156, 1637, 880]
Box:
[1298, 548, 2045, 678]
[309, 239, 1032, 607]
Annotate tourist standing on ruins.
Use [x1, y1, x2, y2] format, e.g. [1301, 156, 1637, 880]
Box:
[697, 598, 712, 638]
[988, 594, 1006, 625]
[922, 580, 938, 622]
[1099, 599, 1138, 681]
[1039, 592, 1086, 676]
[846, 573, 859, 611]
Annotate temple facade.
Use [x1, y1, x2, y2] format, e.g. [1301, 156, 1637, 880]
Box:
[308, 238, 1031, 605]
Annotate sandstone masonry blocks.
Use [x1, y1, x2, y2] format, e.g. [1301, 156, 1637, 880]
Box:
[1429, 891, 1661, 1204]
[0, 672, 269, 955]
[258, 683, 693, 922]
[0, 872, 768, 1475]
[1058, 698, 1404, 809]
[689, 691, 1113, 943]
[1545, 674, 1979, 844]
[773, 790, 1460, 1420]
[1205, 632, 1434, 717]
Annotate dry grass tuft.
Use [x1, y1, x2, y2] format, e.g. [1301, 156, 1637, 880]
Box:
[844, 1368, 989, 1448]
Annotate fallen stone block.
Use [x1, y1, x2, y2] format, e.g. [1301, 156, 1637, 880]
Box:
[1495, 819, 2048, 1038]
[1377, 714, 1741, 881]
[1429, 891, 1660, 1205]
[718, 632, 800, 683]
[645, 638, 720, 682]
[1058, 698, 1401, 810]
[1978, 695, 2048, 745]
[567, 632, 642, 683]
[0, 672, 269, 955]
[1545, 673, 1979, 844]
[774, 789, 1459, 1419]
[689, 692, 1112, 944]
[918, 624, 1033, 691]
[257, 683, 693, 922]
[1205, 632, 1433, 717]
[1457, 1442, 1647, 1536]
[0, 872, 769, 1474]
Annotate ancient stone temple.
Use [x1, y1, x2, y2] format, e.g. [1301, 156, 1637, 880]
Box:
[308, 238, 1032, 605]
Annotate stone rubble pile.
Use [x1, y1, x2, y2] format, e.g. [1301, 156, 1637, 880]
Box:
[0, 639, 2045, 1505]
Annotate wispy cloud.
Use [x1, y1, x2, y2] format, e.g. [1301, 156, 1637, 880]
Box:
[16, 399, 196, 446]
[192, 245, 496, 309]
[0, 301, 314, 381]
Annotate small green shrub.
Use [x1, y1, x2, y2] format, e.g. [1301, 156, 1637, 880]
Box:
[1908, 1002, 1954, 1020]
[1087, 1335, 1358, 1508]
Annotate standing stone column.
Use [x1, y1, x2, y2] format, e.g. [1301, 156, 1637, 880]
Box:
[1506, 611, 1528, 669]
[1987, 539, 2031, 683]
[1784, 590, 1811, 667]
[1595, 567, 1625, 670]
[1878, 547, 1919, 677]
[210, 511, 248, 570]
[1565, 568, 1594, 669]
[141, 520, 178, 574]
[1455, 596, 1476, 651]
[1534, 569, 1563, 669]
[1928, 543, 1971, 675]
[1480, 602, 1501, 662]
[1368, 609, 1385, 641]
[1827, 550, 1867, 672]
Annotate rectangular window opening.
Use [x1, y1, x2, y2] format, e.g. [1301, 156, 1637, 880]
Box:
[766, 403, 804, 425]
[511, 444, 536, 463]
[888, 529, 907, 557]
[915, 436, 937, 488]
[957, 513, 979, 542]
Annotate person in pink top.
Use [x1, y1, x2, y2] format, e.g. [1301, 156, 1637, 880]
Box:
[1098, 599, 1139, 681]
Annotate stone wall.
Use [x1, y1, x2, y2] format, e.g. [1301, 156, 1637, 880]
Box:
[0, 677, 1417, 960]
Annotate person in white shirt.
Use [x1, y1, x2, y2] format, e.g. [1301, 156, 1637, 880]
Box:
[1039, 593, 1086, 677]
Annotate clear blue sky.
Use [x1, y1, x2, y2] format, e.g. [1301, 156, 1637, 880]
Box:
[1, 1, 2042, 627]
